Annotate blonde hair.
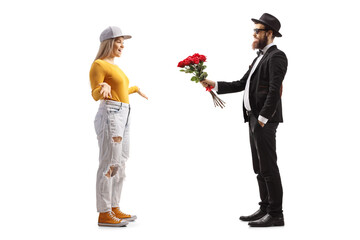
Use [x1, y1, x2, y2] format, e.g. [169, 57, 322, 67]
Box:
[94, 38, 116, 61]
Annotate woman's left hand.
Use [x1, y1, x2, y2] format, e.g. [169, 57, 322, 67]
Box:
[138, 89, 148, 100]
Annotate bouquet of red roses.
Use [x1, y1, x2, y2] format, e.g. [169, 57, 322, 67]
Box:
[177, 53, 226, 108]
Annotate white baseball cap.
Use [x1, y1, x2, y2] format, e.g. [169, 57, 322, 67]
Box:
[100, 26, 132, 42]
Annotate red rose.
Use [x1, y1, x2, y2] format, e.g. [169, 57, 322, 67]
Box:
[199, 55, 206, 62]
[177, 53, 206, 67]
[183, 59, 191, 65]
[177, 61, 185, 68]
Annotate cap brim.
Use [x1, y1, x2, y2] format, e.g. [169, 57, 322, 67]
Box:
[251, 18, 282, 37]
[114, 35, 132, 40]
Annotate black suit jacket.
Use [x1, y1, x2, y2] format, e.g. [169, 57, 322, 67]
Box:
[217, 45, 288, 123]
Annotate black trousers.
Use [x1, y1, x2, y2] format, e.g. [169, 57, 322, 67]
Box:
[248, 112, 283, 217]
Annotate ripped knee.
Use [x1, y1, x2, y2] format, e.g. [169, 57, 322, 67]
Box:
[105, 165, 119, 178]
[112, 136, 122, 143]
[105, 170, 111, 178]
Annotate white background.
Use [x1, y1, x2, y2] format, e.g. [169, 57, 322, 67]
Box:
[1, 0, 359, 239]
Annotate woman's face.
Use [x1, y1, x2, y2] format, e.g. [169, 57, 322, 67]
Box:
[112, 37, 124, 58]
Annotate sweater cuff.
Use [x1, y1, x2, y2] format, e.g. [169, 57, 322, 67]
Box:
[128, 86, 139, 94]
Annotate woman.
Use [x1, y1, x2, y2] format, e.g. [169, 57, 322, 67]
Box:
[90, 26, 148, 227]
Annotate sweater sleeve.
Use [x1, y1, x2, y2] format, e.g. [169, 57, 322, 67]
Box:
[89, 61, 106, 101]
[128, 86, 139, 94]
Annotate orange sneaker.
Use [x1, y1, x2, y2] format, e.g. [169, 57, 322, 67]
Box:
[98, 211, 128, 227]
[112, 207, 137, 222]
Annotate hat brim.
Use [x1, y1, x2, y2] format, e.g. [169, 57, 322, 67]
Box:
[251, 18, 282, 37]
[114, 34, 132, 40]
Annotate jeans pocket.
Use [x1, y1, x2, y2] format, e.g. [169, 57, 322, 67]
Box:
[107, 106, 120, 114]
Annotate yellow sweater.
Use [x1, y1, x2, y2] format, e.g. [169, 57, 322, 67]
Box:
[89, 59, 139, 103]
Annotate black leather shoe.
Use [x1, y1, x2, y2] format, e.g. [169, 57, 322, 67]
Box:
[239, 209, 267, 221]
[248, 214, 284, 227]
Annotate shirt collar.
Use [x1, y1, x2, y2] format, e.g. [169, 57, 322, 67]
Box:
[261, 43, 275, 55]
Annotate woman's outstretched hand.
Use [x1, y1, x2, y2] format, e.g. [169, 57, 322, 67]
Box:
[138, 88, 148, 100]
[99, 82, 112, 99]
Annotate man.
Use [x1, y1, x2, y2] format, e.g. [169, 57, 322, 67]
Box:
[201, 13, 288, 227]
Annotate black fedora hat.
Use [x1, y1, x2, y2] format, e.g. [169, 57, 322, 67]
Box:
[251, 13, 282, 37]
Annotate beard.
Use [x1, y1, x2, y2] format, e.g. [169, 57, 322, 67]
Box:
[252, 35, 268, 50]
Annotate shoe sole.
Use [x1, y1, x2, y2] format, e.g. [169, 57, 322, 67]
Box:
[98, 222, 128, 227]
[120, 215, 137, 222]
[249, 221, 285, 227]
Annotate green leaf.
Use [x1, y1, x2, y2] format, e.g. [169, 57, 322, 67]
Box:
[191, 76, 199, 82]
[199, 72, 208, 81]
[180, 69, 186, 72]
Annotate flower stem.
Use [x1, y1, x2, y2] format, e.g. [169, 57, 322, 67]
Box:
[209, 90, 226, 108]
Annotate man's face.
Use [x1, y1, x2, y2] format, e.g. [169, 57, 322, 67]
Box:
[252, 23, 268, 50]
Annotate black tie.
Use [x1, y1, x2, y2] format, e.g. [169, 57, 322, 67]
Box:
[249, 50, 264, 69]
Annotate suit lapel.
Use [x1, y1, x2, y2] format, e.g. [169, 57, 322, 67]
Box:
[249, 46, 278, 94]
[251, 45, 277, 76]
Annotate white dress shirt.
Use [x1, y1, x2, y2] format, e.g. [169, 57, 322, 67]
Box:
[213, 43, 275, 125]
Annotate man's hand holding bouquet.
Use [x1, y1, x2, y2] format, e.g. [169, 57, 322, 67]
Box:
[177, 53, 225, 108]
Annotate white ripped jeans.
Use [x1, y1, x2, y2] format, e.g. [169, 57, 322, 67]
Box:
[94, 100, 131, 213]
